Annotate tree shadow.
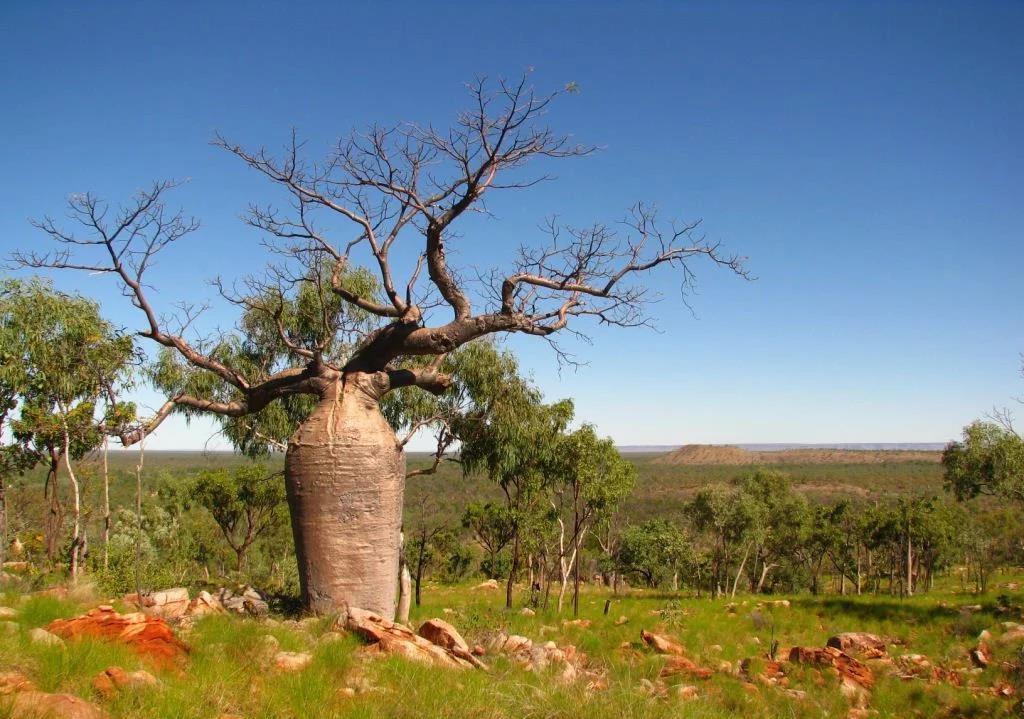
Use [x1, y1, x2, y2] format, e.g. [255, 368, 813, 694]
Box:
[789, 596, 999, 625]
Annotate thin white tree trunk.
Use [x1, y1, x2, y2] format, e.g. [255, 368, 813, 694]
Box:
[555, 515, 577, 613]
[731, 542, 752, 599]
[102, 435, 110, 571]
[396, 531, 411, 624]
[59, 404, 81, 582]
[397, 565, 412, 624]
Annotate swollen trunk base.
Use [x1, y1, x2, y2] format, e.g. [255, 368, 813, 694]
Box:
[285, 374, 404, 616]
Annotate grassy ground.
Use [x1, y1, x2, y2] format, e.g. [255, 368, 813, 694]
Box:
[2, 574, 1022, 718]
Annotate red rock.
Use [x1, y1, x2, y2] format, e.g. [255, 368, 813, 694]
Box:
[826, 633, 890, 659]
[8, 691, 107, 719]
[789, 646, 874, 689]
[659, 655, 714, 680]
[343, 607, 477, 669]
[969, 643, 990, 668]
[0, 671, 35, 695]
[91, 667, 158, 698]
[47, 607, 188, 668]
[417, 619, 484, 668]
[640, 629, 685, 656]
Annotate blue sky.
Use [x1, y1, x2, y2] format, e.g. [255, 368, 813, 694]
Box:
[1, 1, 1021, 450]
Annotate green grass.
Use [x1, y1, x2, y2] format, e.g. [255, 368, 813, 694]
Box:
[4, 572, 1021, 718]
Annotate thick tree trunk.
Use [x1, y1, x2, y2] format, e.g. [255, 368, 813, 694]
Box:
[285, 374, 404, 616]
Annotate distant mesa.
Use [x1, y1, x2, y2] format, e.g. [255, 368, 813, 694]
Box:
[652, 444, 941, 465]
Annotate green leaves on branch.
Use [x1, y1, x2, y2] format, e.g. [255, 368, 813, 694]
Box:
[943, 421, 1024, 504]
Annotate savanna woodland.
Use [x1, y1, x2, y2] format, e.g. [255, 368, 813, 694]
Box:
[1, 77, 1022, 719]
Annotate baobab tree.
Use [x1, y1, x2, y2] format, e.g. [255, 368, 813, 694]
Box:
[17, 76, 748, 616]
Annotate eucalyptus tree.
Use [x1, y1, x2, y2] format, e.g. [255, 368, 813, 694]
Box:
[458, 386, 574, 608]
[18, 76, 746, 615]
[943, 421, 1024, 507]
[190, 463, 288, 571]
[549, 425, 635, 614]
[0, 278, 135, 575]
[462, 502, 516, 579]
[615, 519, 690, 589]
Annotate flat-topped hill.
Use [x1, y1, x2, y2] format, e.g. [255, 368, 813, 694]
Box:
[651, 443, 942, 465]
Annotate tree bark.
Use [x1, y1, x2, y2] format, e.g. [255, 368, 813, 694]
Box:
[285, 373, 405, 616]
[44, 450, 63, 561]
[397, 564, 412, 624]
[102, 436, 110, 571]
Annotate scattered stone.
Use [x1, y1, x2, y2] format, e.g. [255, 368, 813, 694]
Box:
[639, 677, 668, 698]
[539, 625, 558, 635]
[969, 643, 990, 668]
[473, 579, 499, 591]
[46, 606, 188, 667]
[998, 626, 1024, 645]
[519, 607, 535, 616]
[495, 634, 532, 654]
[676, 684, 698, 700]
[255, 634, 280, 659]
[789, 646, 874, 690]
[317, 631, 345, 644]
[0, 606, 17, 620]
[562, 619, 591, 629]
[992, 681, 1015, 697]
[217, 587, 269, 616]
[1, 561, 30, 573]
[274, 651, 313, 672]
[614, 615, 628, 626]
[659, 654, 714, 680]
[442, 608, 455, 615]
[29, 627, 64, 647]
[123, 587, 190, 618]
[770, 600, 791, 609]
[826, 632, 890, 659]
[418, 618, 486, 668]
[91, 667, 158, 698]
[343, 607, 478, 668]
[640, 629, 684, 656]
[7, 691, 107, 719]
[707, 644, 722, 653]
[1, 621, 18, 634]
[186, 590, 224, 617]
[0, 671, 35, 695]
[471, 644, 485, 657]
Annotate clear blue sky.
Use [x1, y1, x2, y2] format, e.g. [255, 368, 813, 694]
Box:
[1, 1, 1021, 450]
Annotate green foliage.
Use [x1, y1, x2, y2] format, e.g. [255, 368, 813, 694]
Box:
[616, 519, 690, 587]
[0, 277, 136, 464]
[189, 463, 288, 569]
[943, 421, 1024, 505]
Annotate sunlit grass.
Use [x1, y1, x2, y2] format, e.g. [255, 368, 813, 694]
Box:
[1, 572, 1021, 718]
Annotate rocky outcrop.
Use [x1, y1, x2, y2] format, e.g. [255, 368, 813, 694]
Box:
[123, 588, 190, 618]
[6, 691, 107, 719]
[342, 607, 480, 669]
[91, 667, 158, 698]
[788, 646, 874, 689]
[640, 629, 714, 679]
[2, 670, 107, 718]
[47, 606, 188, 667]
[417, 618, 485, 668]
[826, 632, 891, 659]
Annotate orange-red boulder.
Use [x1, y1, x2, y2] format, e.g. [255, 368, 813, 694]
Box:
[47, 606, 188, 668]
